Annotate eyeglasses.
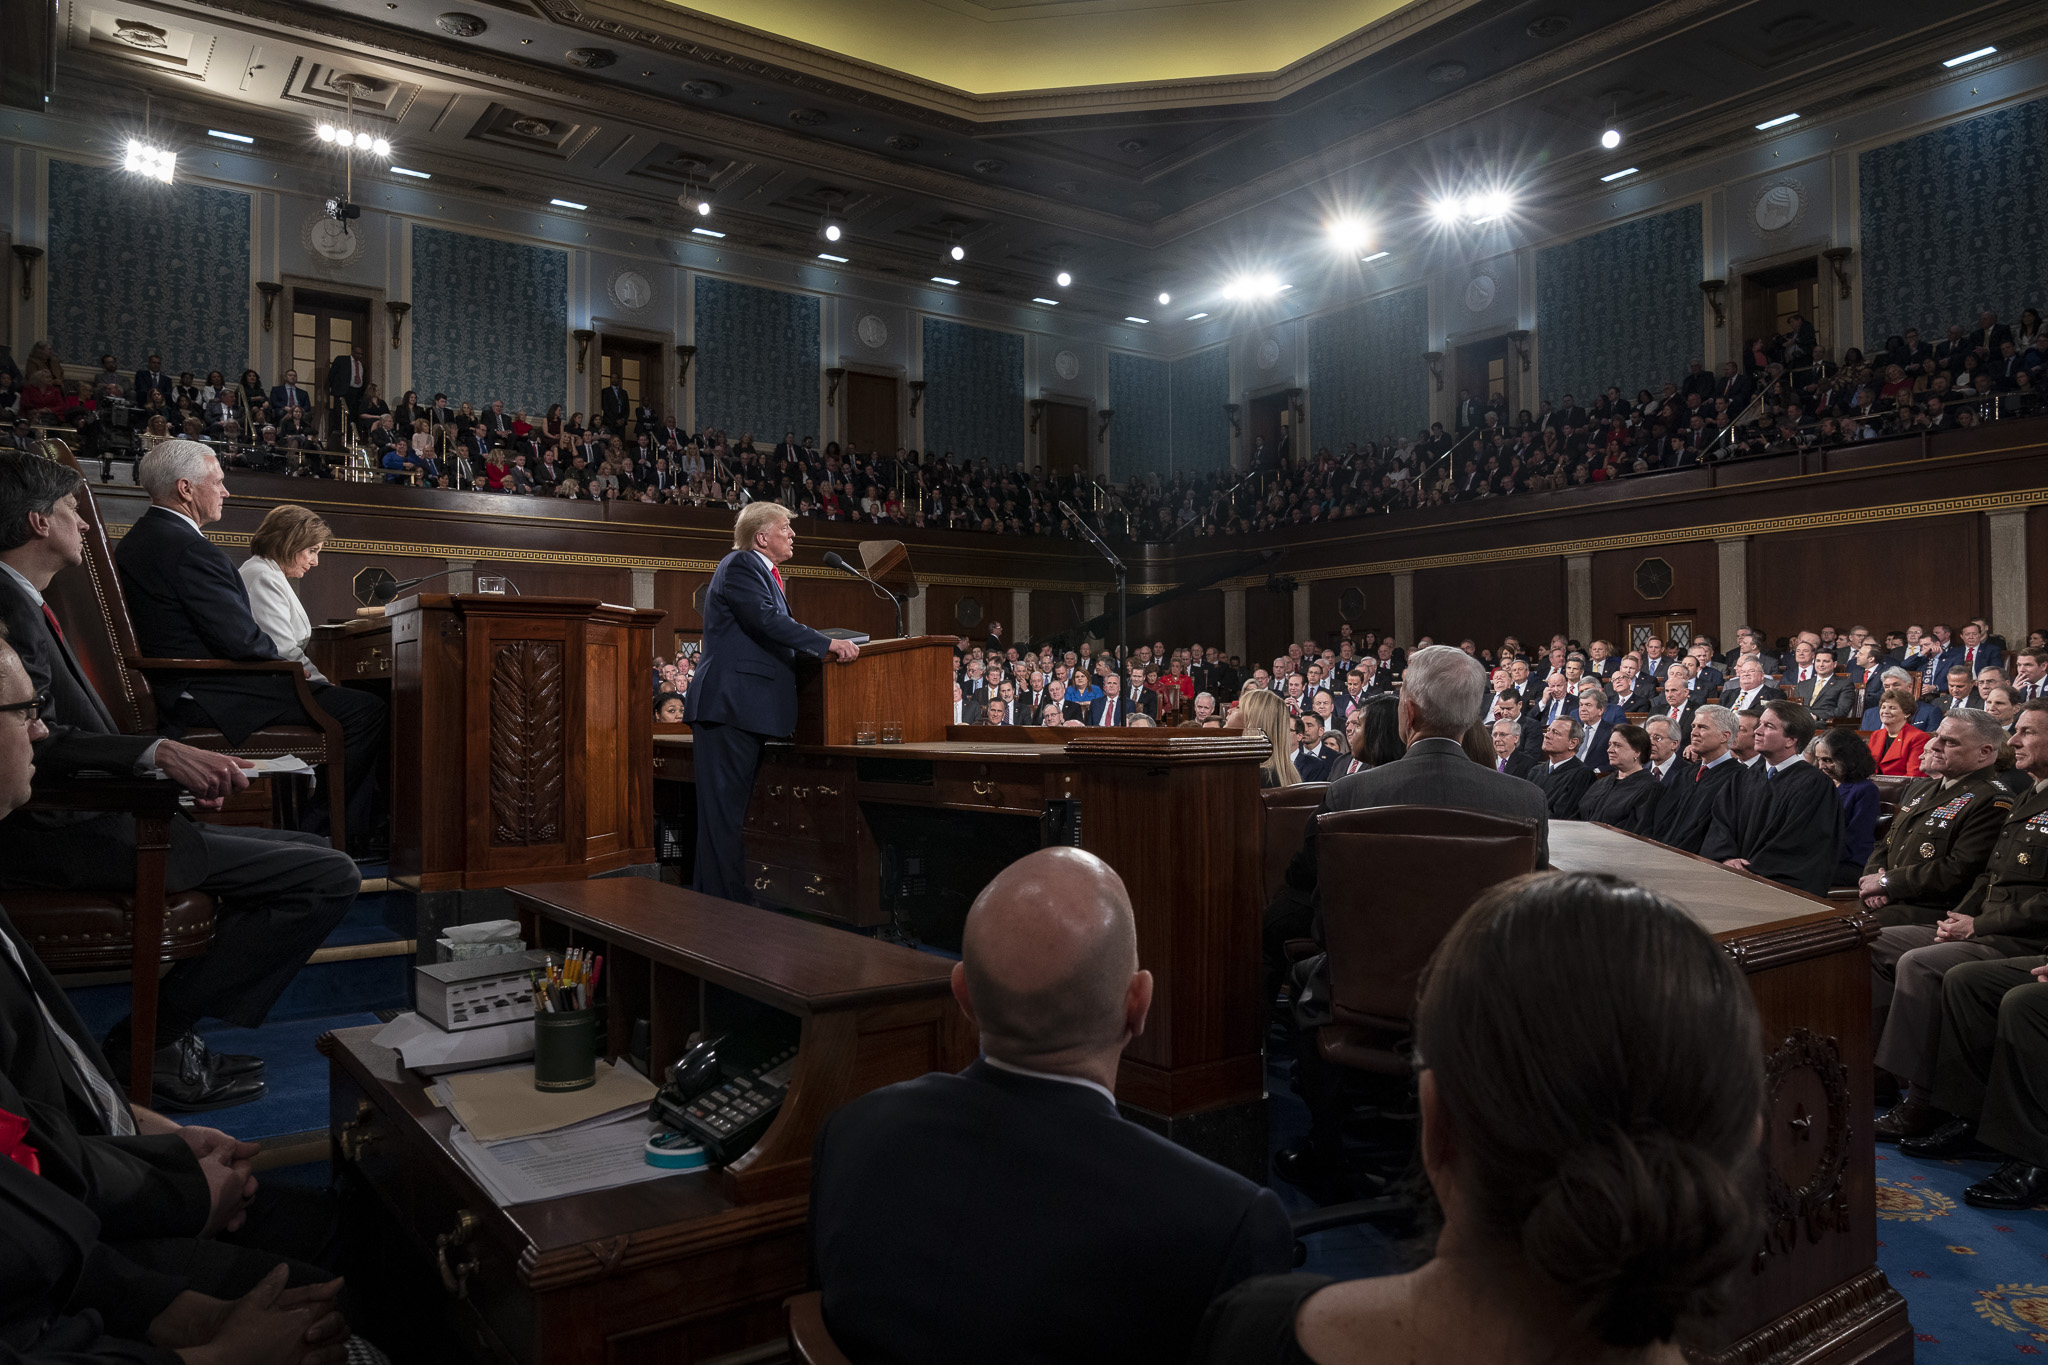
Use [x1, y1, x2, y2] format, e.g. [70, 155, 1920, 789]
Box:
[0, 690, 48, 725]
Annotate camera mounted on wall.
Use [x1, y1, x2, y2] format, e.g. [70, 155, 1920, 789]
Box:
[324, 197, 362, 235]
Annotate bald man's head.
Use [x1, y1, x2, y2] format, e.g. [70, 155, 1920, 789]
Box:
[956, 847, 1150, 1071]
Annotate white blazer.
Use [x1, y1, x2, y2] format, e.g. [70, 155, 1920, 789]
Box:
[238, 554, 325, 682]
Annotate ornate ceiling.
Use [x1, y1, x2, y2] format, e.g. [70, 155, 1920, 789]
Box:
[32, 0, 2041, 327]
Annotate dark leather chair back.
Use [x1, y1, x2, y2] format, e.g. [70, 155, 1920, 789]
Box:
[1872, 772, 1914, 838]
[37, 442, 156, 734]
[1314, 805, 1540, 1028]
[1260, 782, 1328, 905]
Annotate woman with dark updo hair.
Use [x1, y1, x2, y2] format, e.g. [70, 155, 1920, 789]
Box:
[1193, 872, 1765, 1364]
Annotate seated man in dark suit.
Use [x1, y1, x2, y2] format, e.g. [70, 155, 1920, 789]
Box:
[1792, 647, 1856, 721]
[1651, 703, 1742, 850]
[1647, 672, 1699, 747]
[114, 442, 385, 852]
[1719, 657, 1781, 712]
[0, 452, 360, 1109]
[810, 846, 1290, 1365]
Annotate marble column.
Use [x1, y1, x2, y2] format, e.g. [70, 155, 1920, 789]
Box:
[630, 569, 656, 610]
[1715, 537, 1749, 647]
[1566, 555, 1592, 648]
[1393, 572, 1415, 645]
[1223, 589, 1246, 662]
[1011, 589, 1031, 644]
[1988, 511, 2029, 647]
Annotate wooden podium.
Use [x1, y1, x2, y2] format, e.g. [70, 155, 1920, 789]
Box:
[386, 594, 666, 892]
[791, 634, 955, 745]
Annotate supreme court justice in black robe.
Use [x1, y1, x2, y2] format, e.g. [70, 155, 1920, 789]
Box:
[1650, 702, 1744, 851]
[1700, 700, 1843, 897]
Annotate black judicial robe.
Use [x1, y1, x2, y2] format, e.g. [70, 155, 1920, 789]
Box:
[1529, 756, 1594, 820]
[1699, 759, 1844, 896]
[1653, 757, 1746, 852]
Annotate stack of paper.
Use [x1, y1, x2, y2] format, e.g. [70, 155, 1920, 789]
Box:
[426, 1061, 690, 1206]
[373, 1012, 533, 1076]
[436, 1060, 655, 1143]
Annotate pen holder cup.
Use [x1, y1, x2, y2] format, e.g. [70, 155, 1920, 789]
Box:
[532, 1009, 599, 1092]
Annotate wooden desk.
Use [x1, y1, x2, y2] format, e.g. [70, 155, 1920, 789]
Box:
[1551, 825, 1908, 1365]
[323, 878, 969, 1365]
[653, 729, 1272, 1165]
[306, 615, 393, 683]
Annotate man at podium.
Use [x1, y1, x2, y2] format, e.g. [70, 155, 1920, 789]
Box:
[687, 503, 858, 903]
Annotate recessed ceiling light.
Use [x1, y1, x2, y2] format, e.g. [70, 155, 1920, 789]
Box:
[818, 252, 849, 262]
[1055, 271, 1072, 287]
[1361, 251, 1391, 263]
[691, 227, 725, 238]
[949, 244, 965, 261]
[1600, 167, 1639, 182]
[1157, 292, 1171, 305]
[1032, 297, 1059, 306]
[390, 166, 432, 179]
[206, 130, 254, 144]
[1600, 128, 1622, 150]
[1944, 46, 1996, 67]
[1755, 113, 1800, 130]
[550, 198, 587, 210]
[931, 275, 960, 285]
[1184, 312, 1209, 321]
[1124, 316, 1149, 324]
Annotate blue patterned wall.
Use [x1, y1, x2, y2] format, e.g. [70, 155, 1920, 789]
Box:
[1168, 346, 1231, 473]
[1861, 95, 2048, 349]
[47, 160, 249, 378]
[1108, 351, 1170, 478]
[693, 276, 820, 439]
[411, 225, 566, 414]
[1536, 204, 1701, 407]
[1307, 287, 1429, 445]
[922, 318, 1023, 463]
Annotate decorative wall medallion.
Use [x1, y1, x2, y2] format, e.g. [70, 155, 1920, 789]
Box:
[1339, 586, 1366, 622]
[1257, 337, 1282, 371]
[1752, 179, 1806, 234]
[1634, 556, 1673, 600]
[1759, 1028, 1852, 1259]
[608, 268, 652, 312]
[955, 596, 983, 629]
[435, 12, 486, 37]
[1053, 349, 1081, 382]
[302, 211, 364, 266]
[114, 19, 169, 49]
[681, 79, 727, 99]
[564, 47, 615, 69]
[1464, 274, 1497, 313]
[856, 314, 889, 350]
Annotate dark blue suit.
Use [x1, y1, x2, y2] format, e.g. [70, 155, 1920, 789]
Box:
[684, 548, 832, 902]
[267, 384, 311, 416]
[132, 369, 175, 406]
[1087, 691, 1135, 727]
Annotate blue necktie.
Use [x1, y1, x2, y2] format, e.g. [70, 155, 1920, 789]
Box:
[1765, 765, 1778, 782]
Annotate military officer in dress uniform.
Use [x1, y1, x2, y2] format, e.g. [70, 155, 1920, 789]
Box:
[1858, 711, 2012, 930]
[1870, 703, 2048, 1154]
[1913, 702, 2048, 1209]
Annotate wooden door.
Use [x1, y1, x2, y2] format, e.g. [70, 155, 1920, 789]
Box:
[598, 336, 664, 428]
[846, 372, 897, 457]
[1247, 392, 1287, 466]
[1622, 616, 1696, 656]
[1455, 335, 1508, 412]
[1044, 401, 1087, 474]
[291, 290, 371, 447]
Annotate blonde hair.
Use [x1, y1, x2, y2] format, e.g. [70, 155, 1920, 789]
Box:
[732, 500, 794, 550]
[249, 504, 331, 564]
[1237, 689, 1300, 787]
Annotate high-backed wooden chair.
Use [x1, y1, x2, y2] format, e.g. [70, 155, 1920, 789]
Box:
[785, 1293, 853, 1365]
[42, 442, 348, 847]
[1260, 781, 1329, 907]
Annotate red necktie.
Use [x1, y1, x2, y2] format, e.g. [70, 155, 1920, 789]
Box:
[771, 565, 785, 595]
[41, 604, 64, 646]
[1694, 765, 1704, 782]
[1967, 647, 1976, 669]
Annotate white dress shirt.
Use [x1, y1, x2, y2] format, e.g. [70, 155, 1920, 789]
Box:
[238, 554, 326, 682]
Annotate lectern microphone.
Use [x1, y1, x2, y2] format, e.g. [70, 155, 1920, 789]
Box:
[821, 551, 903, 638]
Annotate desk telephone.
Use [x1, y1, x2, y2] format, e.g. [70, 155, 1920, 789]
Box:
[650, 1032, 799, 1168]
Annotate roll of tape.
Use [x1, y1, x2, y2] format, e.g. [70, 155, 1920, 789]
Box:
[645, 1131, 708, 1170]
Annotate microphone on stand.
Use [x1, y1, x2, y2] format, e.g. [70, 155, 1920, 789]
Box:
[374, 567, 521, 605]
[822, 551, 904, 639]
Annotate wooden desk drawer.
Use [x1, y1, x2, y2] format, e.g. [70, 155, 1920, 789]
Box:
[747, 858, 853, 920]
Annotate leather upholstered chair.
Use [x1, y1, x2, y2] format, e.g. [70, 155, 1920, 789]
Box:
[1260, 781, 1328, 907]
[785, 1292, 853, 1365]
[1310, 805, 1541, 1076]
[1828, 772, 1919, 901]
[42, 442, 348, 847]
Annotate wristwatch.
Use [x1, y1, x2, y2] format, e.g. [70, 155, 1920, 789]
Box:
[1878, 871, 1890, 891]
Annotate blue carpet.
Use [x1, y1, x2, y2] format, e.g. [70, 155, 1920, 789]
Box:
[193, 1012, 381, 1140]
[1263, 1022, 1411, 1280]
[1873, 1120, 2048, 1357]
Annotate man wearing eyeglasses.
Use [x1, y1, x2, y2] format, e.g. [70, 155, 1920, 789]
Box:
[0, 453, 359, 1112]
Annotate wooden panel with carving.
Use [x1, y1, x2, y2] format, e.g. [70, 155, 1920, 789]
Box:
[584, 626, 624, 856]
[487, 640, 567, 847]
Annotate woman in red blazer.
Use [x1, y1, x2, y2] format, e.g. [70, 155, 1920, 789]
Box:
[1865, 688, 1930, 776]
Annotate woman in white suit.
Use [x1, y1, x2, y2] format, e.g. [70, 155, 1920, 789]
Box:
[238, 504, 332, 682]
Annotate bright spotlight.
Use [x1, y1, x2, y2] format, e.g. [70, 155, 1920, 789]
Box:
[1600, 128, 1622, 150]
[1157, 292, 1171, 306]
[1221, 272, 1284, 302]
[696, 199, 712, 217]
[1326, 217, 1373, 253]
[1428, 196, 1465, 227]
[371, 138, 391, 157]
[354, 131, 372, 150]
[317, 124, 337, 143]
[949, 243, 965, 261]
[823, 222, 842, 242]
[123, 139, 176, 184]
[1056, 270, 1072, 287]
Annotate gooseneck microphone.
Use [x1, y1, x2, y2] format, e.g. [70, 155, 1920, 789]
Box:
[822, 552, 903, 638]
